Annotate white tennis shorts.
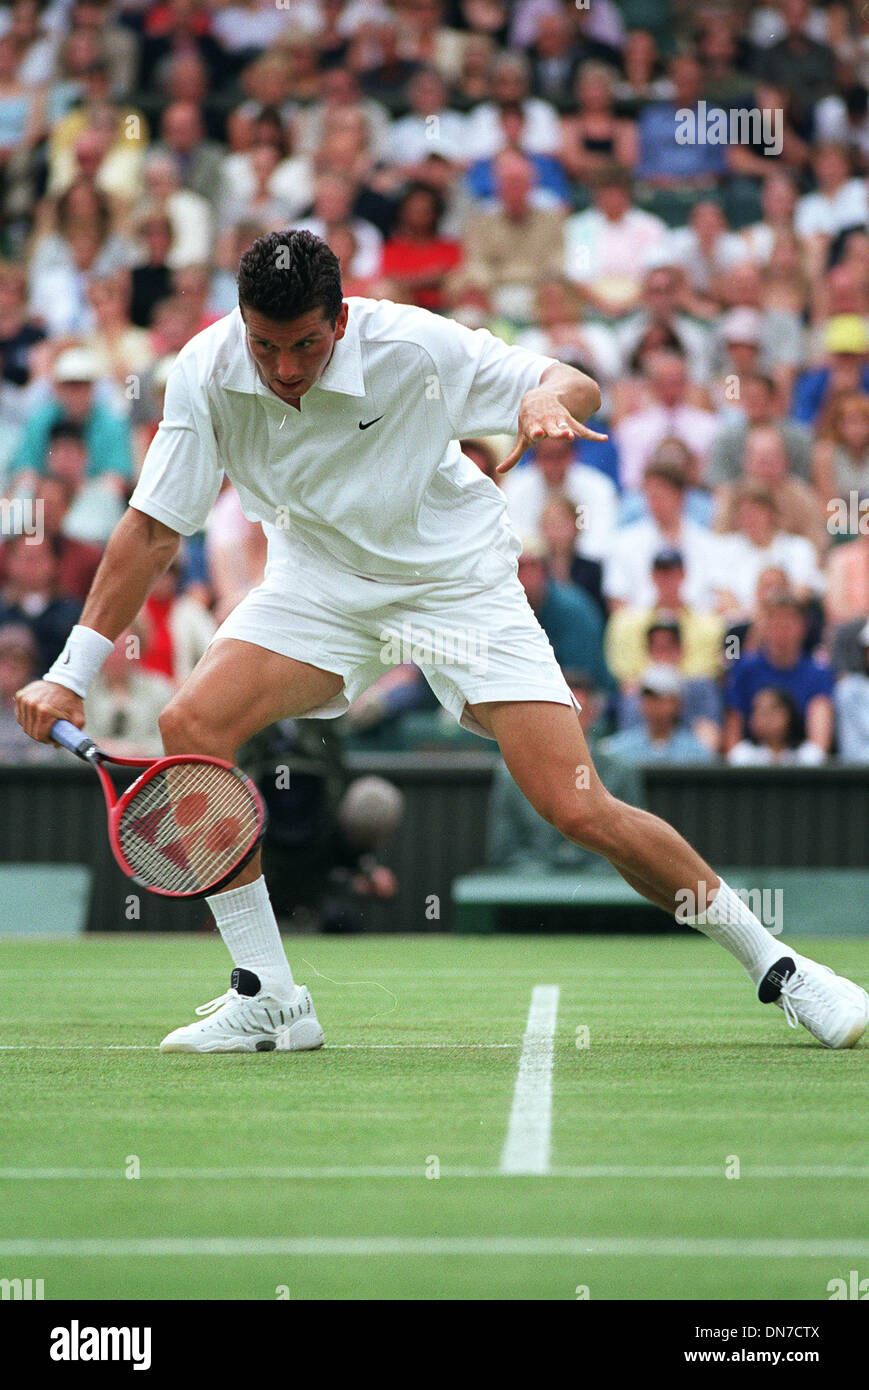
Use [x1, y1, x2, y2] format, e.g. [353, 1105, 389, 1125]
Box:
[211, 542, 578, 740]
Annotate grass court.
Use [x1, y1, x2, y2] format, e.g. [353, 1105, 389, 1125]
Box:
[1, 932, 867, 1300]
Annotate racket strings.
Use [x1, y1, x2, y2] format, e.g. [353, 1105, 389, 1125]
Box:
[117, 762, 261, 894]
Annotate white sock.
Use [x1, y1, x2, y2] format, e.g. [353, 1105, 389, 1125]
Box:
[683, 879, 788, 987]
[206, 875, 295, 999]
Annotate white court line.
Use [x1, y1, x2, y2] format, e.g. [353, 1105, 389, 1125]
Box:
[1, 1236, 868, 1258]
[0, 1042, 517, 1052]
[0, 968, 713, 979]
[500, 985, 559, 1176]
[0, 1164, 867, 1181]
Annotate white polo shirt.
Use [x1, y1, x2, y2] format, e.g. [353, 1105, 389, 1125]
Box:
[130, 298, 556, 584]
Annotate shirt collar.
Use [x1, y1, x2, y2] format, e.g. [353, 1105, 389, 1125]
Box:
[314, 307, 365, 397]
[219, 303, 366, 399]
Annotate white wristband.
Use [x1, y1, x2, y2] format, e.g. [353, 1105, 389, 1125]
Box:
[44, 625, 115, 698]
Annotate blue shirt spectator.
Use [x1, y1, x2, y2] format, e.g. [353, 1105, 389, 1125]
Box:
[604, 723, 714, 763]
[518, 542, 612, 691]
[617, 677, 722, 731]
[636, 54, 728, 184]
[602, 662, 714, 763]
[538, 580, 611, 690]
[0, 535, 81, 671]
[9, 350, 133, 545]
[575, 416, 620, 490]
[466, 153, 571, 207]
[790, 315, 869, 424]
[724, 596, 835, 756]
[636, 102, 728, 182]
[790, 365, 869, 425]
[514, 419, 620, 491]
[726, 650, 835, 721]
[11, 396, 133, 483]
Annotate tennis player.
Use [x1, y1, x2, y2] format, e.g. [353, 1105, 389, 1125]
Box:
[16, 230, 868, 1052]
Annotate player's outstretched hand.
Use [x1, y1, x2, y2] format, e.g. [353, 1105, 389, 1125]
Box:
[497, 388, 609, 475]
[15, 680, 85, 744]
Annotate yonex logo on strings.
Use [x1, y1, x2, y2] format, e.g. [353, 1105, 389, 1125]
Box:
[127, 797, 242, 874]
[128, 802, 194, 870]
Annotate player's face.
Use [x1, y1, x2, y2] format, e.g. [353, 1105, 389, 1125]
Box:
[242, 303, 348, 403]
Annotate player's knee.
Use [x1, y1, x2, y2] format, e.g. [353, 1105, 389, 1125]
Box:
[158, 698, 191, 752]
[158, 696, 223, 756]
[550, 789, 622, 855]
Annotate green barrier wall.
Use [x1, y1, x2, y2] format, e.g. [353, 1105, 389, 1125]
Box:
[0, 757, 867, 933]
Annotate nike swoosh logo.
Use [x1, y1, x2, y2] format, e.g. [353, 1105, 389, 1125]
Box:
[359, 416, 383, 430]
[62, 651, 71, 664]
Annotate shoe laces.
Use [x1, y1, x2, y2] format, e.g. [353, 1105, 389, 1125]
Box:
[777, 969, 834, 1031]
[195, 988, 242, 1017]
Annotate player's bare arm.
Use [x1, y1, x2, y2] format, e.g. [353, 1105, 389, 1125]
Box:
[14, 507, 180, 742]
[497, 362, 609, 474]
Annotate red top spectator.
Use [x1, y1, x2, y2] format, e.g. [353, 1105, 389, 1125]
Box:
[378, 184, 462, 312]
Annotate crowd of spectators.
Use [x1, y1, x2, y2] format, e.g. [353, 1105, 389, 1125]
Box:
[0, 0, 868, 775]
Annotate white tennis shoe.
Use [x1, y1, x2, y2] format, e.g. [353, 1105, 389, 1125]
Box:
[758, 953, 869, 1049]
[160, 968, 324, 1053]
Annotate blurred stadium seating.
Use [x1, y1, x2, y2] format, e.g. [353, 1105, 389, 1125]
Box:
[1, 0, 868, 931]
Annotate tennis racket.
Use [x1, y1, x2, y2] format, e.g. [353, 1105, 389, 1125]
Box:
[50, 720, 267, 898]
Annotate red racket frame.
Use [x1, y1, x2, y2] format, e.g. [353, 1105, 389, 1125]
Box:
[50, 723, 267, 898]
[107, 755, 267, 898]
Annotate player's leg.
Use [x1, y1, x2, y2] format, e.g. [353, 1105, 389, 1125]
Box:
[468, 698, 869, 1048]
[159, 636, 344, 879]
[158, 639, 344, 1053]
[159, 635, 344, 756]
[467, 698, 723, 911]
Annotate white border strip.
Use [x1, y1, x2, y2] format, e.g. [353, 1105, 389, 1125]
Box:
[0, 1042, 517, 1052]
[0, 1236, 867, 1258]
[0, 1164, 866, 1181]
[500, 985, 559, 1176]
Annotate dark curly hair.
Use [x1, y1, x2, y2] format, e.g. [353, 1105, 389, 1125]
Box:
[750, 687, 805, 750]
[237, 229, 343, 324]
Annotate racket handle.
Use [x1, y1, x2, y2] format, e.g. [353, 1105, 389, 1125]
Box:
[51, 719, 98, 760]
